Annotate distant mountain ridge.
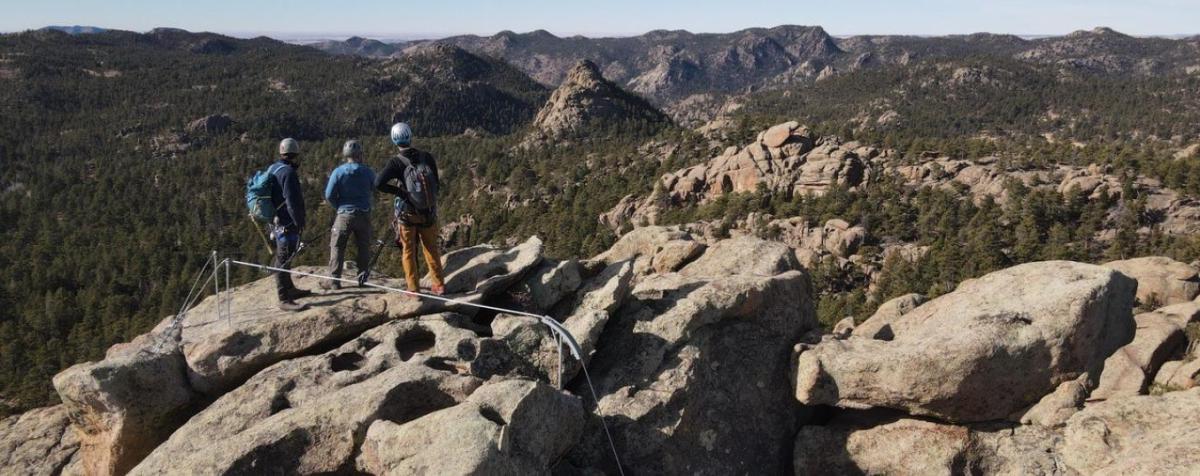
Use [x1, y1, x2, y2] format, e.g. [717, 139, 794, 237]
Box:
[39, 25, 107, 35]
[312, 25, 1200, 113]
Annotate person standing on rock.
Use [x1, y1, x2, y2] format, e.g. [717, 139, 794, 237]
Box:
[320, 140, 376, 290]
[374, 122, 446, 296]
[272, 138, 312, 311]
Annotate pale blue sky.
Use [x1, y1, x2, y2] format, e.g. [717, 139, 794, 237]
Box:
[3, 0, 1198, 38]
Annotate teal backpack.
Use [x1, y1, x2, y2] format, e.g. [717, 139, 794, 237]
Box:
[246, 163, 284, 223]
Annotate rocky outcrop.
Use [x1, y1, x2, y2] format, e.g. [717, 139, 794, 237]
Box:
[433, 236, 546, 295]
[528, 60, 669, 142]
[853, 293, 927, 340]
[795, 261, 1137, 422]
[149, 132, 191, 158]
[591, 225, 705, 275]
[658, 123, 866, 203]
[179, 270, 458, 395]
[473, 261, 635, 386]
[52, 333, 196, 476]
[678, 235, 801, 278]
[1062, 388, 1200, 474]
[796, 386, 1200, 476]
[1103, 256, 1200, 306]
[794, 412, 1064, 475]
[185, 114, 233, 134]
[356, 379, 583, 475]
[132, 316, 485, 475]
[600, 122, 871, 232]
[180, 238, 542, 396]
[568, 265, 816, 474]
[751, 216, 868, 265]
[1090, 307, 1189, 400]
[0, 405, 80, 475]
[520, 258, 583, 312]
[23, 228, 1200, 475]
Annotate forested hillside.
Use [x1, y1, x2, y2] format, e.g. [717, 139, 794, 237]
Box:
[2, 25, 1199, 415]
[0, 28, 682, 413]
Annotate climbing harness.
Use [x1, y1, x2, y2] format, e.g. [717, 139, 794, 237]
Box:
[165, 252, 626, 475]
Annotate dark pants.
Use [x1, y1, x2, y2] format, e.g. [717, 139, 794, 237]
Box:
[328, 211, 372, 278]
[274, 231, 300, 300]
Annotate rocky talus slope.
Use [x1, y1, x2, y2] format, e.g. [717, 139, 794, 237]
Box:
[3, 228, 1200, 474]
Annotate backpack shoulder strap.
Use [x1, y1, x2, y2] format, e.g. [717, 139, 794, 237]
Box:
[394, 153, 413, 170]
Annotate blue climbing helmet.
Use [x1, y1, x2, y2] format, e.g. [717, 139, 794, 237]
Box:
[390, 122, 412, 146]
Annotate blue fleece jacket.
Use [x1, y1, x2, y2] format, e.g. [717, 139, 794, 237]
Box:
[324, 162, 376, 213]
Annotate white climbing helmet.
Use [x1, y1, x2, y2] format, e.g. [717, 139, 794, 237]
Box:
[390, 122, 412, 146]
[278, 138, 300, 156]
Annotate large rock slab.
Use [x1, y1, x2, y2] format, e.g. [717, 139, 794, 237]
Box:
[521, 259, 583, 312]
[474, 262, 635, 386]
[1062, 387, 1200, 474]
[793, 412, 1064, 476]
[678, 236, 801, 278]
[134, 315, 483, 475]
[181, 238, 542, 396]
[567, 269, 816, 475]
[179, 268, 460, 395]
[52, 334, 197, 476]
[433, 236, 545, 295]
[796, 261, 1137, 422]
[1090, 310, 1187, 400]
[0, 405, 80, 475]
[356, 379, 584, 475]
[592, 226, 699, 274]
[1104, 256, 1200, 306]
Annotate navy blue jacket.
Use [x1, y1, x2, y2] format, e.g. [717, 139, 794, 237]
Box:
[269, 159, 306, 232]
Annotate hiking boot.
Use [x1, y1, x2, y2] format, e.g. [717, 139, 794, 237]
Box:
[319, 279, 341, 291]
[278, 300, 307, 312]
[285, 288, 313, 300]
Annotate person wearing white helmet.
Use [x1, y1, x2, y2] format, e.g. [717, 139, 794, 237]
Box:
[375, 122, 446, 295]
[271, 138, 312, 311]
[320, 139, 376, 290]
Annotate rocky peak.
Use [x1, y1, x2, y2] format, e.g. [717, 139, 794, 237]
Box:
[1068, 26, 1126, 38]
[562, 59, 605, 89]
[527, 29, 559, 40]
[769, 24, 842, 59]
[528, 60, 670, 141]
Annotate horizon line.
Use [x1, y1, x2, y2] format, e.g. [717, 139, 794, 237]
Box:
[19, 24, 1200, 42]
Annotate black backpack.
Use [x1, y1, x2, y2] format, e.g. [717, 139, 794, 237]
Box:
[394, 151, 438, 221]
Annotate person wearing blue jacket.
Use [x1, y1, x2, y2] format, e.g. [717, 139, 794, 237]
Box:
[271, 138, 311, 311]
[320, 139, 377, 290]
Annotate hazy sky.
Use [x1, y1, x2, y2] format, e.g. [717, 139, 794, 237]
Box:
[3, 0, 1198, 38]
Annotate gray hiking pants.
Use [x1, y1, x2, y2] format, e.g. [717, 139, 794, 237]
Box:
[328, 210, 372, 278]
